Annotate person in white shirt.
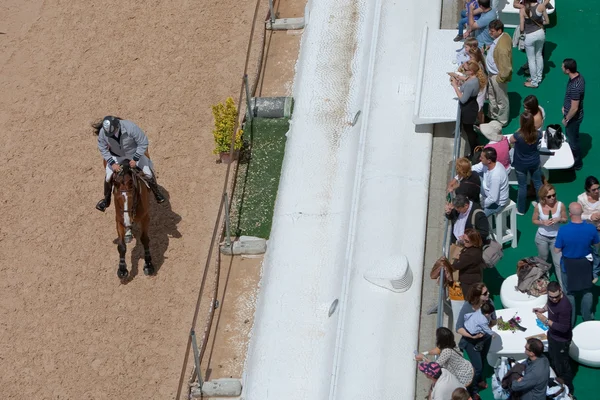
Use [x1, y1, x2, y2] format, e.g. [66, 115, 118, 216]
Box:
[471, 147, 509, 216]
[418, 361, 464, 400]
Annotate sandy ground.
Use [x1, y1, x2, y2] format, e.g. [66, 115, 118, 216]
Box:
[0, 0, 265, 398]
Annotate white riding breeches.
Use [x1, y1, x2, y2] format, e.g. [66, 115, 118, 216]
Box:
[105, 155, 154, 182]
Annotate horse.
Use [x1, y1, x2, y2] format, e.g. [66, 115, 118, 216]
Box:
[111, 160, 155, 279]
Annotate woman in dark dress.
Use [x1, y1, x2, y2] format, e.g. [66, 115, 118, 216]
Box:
[451, 229, 486, 297]
[451, 60, 483, 158]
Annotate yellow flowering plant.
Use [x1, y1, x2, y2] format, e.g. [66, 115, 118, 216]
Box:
[212, 97, 243, 154]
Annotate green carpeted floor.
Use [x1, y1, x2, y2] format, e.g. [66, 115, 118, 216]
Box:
[479, 5, 599, 399]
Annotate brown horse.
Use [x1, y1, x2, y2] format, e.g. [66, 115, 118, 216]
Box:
[112, 160, 155, 279]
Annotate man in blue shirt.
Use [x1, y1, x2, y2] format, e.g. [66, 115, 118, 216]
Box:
[464, 0, 496, 48]
[555, 202, 599, 326]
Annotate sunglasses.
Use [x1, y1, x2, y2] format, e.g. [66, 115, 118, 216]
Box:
[548, 293, 561, 300]
[546, 193, 556, 199]
[590, 187, 600, 192]
[481, 291, 489, 296]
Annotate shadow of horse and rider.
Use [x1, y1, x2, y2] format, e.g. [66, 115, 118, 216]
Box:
[109, 160, 181, 281]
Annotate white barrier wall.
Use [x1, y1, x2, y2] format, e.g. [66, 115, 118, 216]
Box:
[242, 0, 442, 398]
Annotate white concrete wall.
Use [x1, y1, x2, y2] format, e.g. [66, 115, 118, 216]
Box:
[242, 1, 442, 399]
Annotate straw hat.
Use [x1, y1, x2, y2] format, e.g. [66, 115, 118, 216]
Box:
[479, 120, 504, 142]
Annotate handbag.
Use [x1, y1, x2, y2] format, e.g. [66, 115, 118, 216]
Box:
[430, 256, 454, 285]
[546, 124, 564, 150]
[470, 209, 503, 268]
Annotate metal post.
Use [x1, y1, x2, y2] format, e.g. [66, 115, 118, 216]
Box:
[244, 74, 253, 122]
[191, 330, 203, 388]
[223, 192, 232, 248]
[268, 0, 276, 24]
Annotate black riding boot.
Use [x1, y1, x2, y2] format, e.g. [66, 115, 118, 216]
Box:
[96, 181, 112, 212]
[147, 177, 166, 203]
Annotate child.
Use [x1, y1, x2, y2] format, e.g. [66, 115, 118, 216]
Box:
[455, 0, 482, 42]
[463, 301, 495, 351]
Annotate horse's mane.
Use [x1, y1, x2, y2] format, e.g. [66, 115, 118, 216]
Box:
[92, 116, 123, 136]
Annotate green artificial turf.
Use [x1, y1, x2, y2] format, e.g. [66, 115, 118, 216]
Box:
[477, 5, 600, 400]
[230, 117, 288, 239]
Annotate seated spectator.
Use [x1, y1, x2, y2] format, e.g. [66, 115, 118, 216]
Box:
[523, 95, 545, 134]
[415, 327, 475, 388]
[455, 0, 482, 42]
[463, 302, 495, 351]
[418, 361, 465, 400]
[447, 158, 482, 204]
[451, 229, 486, 299]
[452, 387, 472, 400]
[510, 338, 550, 399]
[509, 111, 542, 215]
[472, 147, 510, 216]
[578, 176, 600, 273]
[456, 283, 497, 399]
[532, 184, 567, 288]
[445, 194, 490, 245]
[478, 121, 510, 169]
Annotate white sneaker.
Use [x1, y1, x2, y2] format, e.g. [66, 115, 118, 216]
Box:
[516, 211, 525, 216]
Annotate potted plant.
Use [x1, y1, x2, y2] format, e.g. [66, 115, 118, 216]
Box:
[212, 97, 243, 164]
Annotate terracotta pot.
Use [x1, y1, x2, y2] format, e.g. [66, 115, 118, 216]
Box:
[219, 150, 239, 164]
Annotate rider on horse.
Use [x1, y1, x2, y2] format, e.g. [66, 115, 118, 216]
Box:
[95, 116, 165, 212]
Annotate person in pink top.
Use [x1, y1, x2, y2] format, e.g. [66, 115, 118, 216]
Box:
[478, 121, 511, 169]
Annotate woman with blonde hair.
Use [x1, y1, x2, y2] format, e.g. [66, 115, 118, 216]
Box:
[532, 183, 567, 288]
[447, 157, 481, 203]
[510, 111, 543, 214]
[451, 61, 482, 158]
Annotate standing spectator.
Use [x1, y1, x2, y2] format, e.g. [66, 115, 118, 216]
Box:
[533, 281, 574, 394]
[520, 0, 550, 88]
[445, 195, 490, 245]
[554, 202, 600, 326]
[510, 338, 551, 400]
[486, 19, 513, 126]
[455, 0, 482, 42]
[450, 41, 488, 125]
[451, 61, 483, 158]
[532, 184, 567, 288]
[464, 0, 496, 48]
[415, 327, 475, 388]
[418, 362, 465, 400]
[523, 95, 545, 133]
[447, 158, 482, 204]
[456, 283, 497, 399]
[510, 111, 542, 215]
[472, 147, 510, 216]
[562, 58, 585, 170]
[479, 121, 510, 169]
[451, 229, 487, 298]
[578, 176, 600, 275]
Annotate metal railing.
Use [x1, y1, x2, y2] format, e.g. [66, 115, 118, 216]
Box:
[174, 0, 268, 397]
[435, 105, 462, 330]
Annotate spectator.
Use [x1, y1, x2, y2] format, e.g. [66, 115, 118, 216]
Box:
[451, 229, 486, 298]
[447, 158, 482, 204]
[510, 111, 542, 215]
[478, 121, 510, 169]
[452, 387, 472, 400]
[532, 281, 574, 394]
[520, 0, 550, 88]
[523, 95, 545, 133]
[486, 19, 512, 126]
[418, 361, 465, 400]
[532, 184, 567, 288]
[464, 0, 496, 48]
[456, 283, 497, 399]
[510, 338, 550, 400]
[450, 40, 488, 124]
[562, 58, 585, 170]
[445, 194, 490, 245]
[554, 202, 600, 326]
[451, 61, 483, 158]
[415, 327, 475, 388]
[578, 176, 600, 274]
[472, 147, 510, 216]
[463, 302, 495, 351]
[455, 1, 482, 42]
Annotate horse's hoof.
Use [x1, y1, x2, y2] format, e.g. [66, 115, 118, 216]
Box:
[117, 268, 129, 279]
[143, 264, 155, 276]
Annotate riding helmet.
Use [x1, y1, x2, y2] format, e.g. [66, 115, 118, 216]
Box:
[102, 116, 120, 136]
